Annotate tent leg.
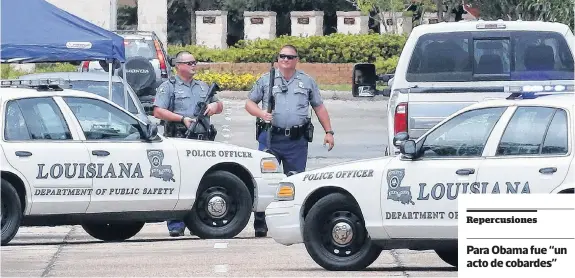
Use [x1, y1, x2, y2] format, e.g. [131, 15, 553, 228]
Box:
[122, 63, 128, 109]
[108, 62, 113, 101]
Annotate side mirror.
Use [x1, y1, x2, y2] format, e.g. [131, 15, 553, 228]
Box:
[400, 139, 418, 159]
[352, 63, 393, 97]
[393, 132, 409, 147]
[145, 122, 158, 140]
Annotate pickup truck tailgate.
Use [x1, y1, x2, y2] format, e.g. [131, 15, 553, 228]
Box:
[407, 88, 510, 139]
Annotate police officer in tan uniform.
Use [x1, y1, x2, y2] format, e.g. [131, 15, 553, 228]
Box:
[153, 51, 224, 237]
[245, 45, 335, 237]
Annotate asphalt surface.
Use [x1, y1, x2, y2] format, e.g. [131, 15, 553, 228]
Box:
[1, 98, 458, 277]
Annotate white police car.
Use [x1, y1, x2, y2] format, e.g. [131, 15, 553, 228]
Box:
[0, 79, 285, 246]
[265, 86, 575, 270]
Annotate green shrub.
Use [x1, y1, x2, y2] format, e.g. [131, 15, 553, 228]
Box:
[168, 33, 407, 64]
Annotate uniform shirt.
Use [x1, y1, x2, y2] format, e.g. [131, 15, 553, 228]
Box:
[248, 69, 323, 129]
[153, 75, 220, 121]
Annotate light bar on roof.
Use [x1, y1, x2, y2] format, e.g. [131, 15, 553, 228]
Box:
[0, 78, 69, 87]
[509, 85, 575, 93]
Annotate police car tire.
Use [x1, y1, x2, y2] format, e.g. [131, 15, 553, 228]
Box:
[81, 222, 145, 242]
[303, 192, 382, 271]
[1, 179, 22, 246]
[435, 249, 457, 268]
[184, 170, 252, 239]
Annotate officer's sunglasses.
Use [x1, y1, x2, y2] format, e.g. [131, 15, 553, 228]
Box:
[279, 54, 298, 60]
[178, 61, 197, 66]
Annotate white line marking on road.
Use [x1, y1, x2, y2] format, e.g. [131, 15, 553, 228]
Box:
[214, 264, 228, 273]
[214, 242, 228, 249]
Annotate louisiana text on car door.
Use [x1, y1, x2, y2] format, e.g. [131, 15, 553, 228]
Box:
[382, 106, 509, 239]
[1, 97, 92, 214]
[477, 105, 573, 194]
[61, 96, 180, 213]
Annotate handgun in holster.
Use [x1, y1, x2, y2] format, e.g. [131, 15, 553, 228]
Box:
[304, 117, 314, 143]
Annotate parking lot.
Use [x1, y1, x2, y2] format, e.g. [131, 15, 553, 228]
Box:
[1, 98, 457, 277]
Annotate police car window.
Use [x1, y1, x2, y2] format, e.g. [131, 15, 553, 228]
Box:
[406, 31, 574, 82]
[496, 107, 557, 156]
[8, 98, 73, 140]
[62, 97, 142, 141]
[421, 107, 506, 157]
[4, 101, 31, 140]
[541, 109, 569, 155]
[69, 80, 138, 114]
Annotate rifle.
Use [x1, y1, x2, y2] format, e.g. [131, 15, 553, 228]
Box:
[185, 82, 220, 141]
[261, 59, 275, 154]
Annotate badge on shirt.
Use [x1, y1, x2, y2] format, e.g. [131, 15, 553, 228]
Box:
[298, 81, 304, 88]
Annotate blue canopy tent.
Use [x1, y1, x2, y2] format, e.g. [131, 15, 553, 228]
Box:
[1, 0, 127, 103]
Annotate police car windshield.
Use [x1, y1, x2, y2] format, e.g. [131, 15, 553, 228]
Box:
[68, 80, 139, 114]
[406, 31, 574, 82]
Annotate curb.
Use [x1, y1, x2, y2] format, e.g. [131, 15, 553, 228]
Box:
[217, 90, 389, 101]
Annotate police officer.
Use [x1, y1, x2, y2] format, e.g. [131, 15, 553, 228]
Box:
[245, 44, 335, 237]
[153, 51, 224, 237]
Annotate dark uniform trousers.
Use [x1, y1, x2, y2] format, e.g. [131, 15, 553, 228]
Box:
[165, 123, 193, 232]
[254, 130, 308, 232]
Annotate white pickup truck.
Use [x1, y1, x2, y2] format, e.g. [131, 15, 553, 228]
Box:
[352, 20, 575, 155]
[0, 79, 285, 246]
[265, 88, 575, 271]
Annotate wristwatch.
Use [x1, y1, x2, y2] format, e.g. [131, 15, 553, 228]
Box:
[180, 116, 186, 124]
[326, 130, 334, 135]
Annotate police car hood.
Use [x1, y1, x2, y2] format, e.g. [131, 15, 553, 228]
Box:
[284, 156, 393, 184]
[166, 137, 275, 160]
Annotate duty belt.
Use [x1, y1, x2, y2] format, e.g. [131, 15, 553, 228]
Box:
[271, 125, 305, 137]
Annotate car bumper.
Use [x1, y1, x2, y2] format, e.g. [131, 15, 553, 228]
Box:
[254, 173, 285, 212]
[265, 201, 302, 246]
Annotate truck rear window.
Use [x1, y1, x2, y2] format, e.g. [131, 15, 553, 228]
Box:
[124, 39, 156, 60]
[406, 31, 574, 82]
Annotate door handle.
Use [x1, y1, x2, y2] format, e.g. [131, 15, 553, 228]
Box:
[92, 150, 110, 156]
[15, 151, 32, 157]
[539, 167, 557, 174]
[456, 168, 475, 175]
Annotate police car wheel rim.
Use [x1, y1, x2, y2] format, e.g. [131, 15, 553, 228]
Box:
[320, 211, 365, 257]
[196, 186, 236, 226]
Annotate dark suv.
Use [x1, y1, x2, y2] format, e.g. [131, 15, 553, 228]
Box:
[79, 30, 172, 115]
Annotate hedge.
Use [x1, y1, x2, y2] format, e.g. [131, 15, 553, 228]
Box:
[168, 33, 406, 64]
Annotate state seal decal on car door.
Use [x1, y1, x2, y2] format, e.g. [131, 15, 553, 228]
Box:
[386, 169, 415, 205]
[147, 149, 176, 182]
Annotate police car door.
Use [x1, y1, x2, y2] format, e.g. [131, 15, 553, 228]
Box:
[382, 106, 509, 239]
[477, 105, 573, 194]
[1, 96, 92, 214]
[60, 96, 180, 213]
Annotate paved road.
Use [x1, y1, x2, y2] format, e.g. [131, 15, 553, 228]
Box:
[209, 98, 391, 170]
[1, 98, 457, 277]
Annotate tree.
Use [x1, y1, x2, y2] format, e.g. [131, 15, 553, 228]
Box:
[346, 0, 407, 33]
[465, 0, 574, 30]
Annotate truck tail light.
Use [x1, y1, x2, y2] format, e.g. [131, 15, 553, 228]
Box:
[81, 61, 90, 72]
[394, 102, 408, 134]
[154, 40, 168, 78]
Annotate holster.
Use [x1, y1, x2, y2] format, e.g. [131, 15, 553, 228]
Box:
[255, 118, 266, 140]
[304, 118, 314, 143]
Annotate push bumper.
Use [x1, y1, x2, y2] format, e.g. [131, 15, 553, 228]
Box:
[254, 173, 285, 212]
[265, 201, 303, 246]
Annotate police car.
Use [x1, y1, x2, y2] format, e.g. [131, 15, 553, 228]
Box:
[265, 86, 575, 271]
[352, 20, 575, 156]
[0, 79, 285, 246]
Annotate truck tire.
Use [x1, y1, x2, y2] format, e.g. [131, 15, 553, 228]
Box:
[303, 192, 382, 271]
[185, 170, 252, 239]
[1, 179, 22, 246]
[81, 222, 145, 242]
[117, 56, 156, 94]
[435, 249, 458, 268]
